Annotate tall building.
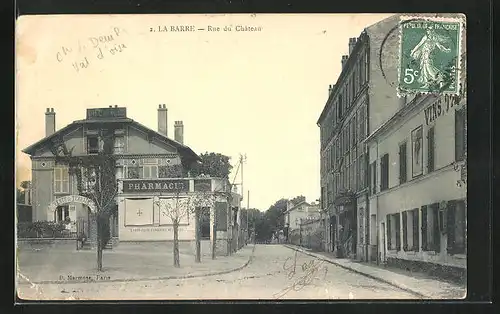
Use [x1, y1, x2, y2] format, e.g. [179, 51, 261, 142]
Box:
[317, 15, 403, 261]
[21, 105, 242, 255]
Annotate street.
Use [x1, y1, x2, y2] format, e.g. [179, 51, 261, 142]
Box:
[18, 244, 419, 300]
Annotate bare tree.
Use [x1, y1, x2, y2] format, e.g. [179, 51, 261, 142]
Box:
[153, 189, 217, 267]
[51, 128, 118, 271]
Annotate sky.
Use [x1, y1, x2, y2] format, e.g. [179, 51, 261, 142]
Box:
[16, 13, 392, 211]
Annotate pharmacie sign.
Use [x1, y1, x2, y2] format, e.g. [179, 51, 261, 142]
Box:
[122, 179, 189, 193]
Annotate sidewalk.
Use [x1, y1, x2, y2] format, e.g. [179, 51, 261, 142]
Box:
[284, 244, 466, 299]
[17, 242, 256, 285]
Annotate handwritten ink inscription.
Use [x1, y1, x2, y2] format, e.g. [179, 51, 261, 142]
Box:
[274, 250, 328, 299]
[55, 27, 127, 73]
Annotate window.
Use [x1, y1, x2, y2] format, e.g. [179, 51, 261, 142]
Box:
[399, 141, 408, 184]
[447, 200, 466, 255]
[54, 167, 69, 193]
[127, 166, 142, 179]
[387, 213, 400, 251]
[455, 107, 466, 161]
[370, 161, 376, 194]
[380, 153, 389, 191]
[351, 76, 355, 101]
[87, 136, 99, 154]
[114, 136, 125, 153]
[54, 205, 70, 222]
[427, 127, 435, 172]
[422, 203, 441, 252]
[338, 95, 343, 119]
[143, 165, 158, 178]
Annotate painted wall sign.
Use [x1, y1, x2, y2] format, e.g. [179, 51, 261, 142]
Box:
[48, 195, 96, 213]
[86, 107, 127, 119]
[122, 179, 189, 193]
[424, 95, 461, 126]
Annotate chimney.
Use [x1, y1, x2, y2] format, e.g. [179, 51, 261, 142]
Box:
[174, 121, 184, 144]
[45, 108, 55, 137]
[157, 104, 168, 137]
[341, 55, 348, 69]
[348, 37, 357, 55]
[328, 84, 336, 96]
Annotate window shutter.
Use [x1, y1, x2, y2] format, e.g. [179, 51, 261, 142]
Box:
[421, 206, 428, 250]
[399, 142, 407, 184]
[455, 108, 465, 161]
[432, 204, 441, 253]
[428, 127, 435, 172]
[386, 214, 392, 249]
[413, 209, 419, 251]
[395, 213, 401, 251]
[446, 200, 457, 254]
[402, 212, 408, 251]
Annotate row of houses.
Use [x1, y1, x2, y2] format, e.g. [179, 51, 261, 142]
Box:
[19, 105, 245, 255]
[317, 14, 467, 273]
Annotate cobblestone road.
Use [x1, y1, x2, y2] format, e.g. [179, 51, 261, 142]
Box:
[18, 244, 420, 300]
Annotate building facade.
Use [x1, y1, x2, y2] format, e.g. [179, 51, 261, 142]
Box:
[318, 15, 406, 261]
[284, 200, 321, 231]
[366, 92, 467, 270]
[21, 105, 242, 254]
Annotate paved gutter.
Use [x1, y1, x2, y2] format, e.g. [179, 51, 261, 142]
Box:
[283, 244, 427, 299]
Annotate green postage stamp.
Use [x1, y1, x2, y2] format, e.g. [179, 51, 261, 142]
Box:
[398, 16, 464, 96]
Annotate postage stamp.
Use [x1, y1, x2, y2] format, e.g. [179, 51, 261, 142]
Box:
[398, 16, 464, 96]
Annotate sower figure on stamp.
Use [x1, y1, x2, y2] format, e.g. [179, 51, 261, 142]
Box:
[410, 28, 452, 89]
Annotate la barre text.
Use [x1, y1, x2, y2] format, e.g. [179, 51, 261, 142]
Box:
[150, 25, 262, 32]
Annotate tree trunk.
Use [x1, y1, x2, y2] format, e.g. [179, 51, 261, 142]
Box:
[212, 209, 217, 260]
[195, 208, 201, 263]
[97, 218, 103, 271]
[173, 222, 180, 268]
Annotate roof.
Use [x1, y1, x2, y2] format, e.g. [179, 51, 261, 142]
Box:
[316, 31, 369, 126]
[22, 118, 201, 162]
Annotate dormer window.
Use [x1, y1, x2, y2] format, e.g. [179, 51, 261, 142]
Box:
[87, 136, 99, 154]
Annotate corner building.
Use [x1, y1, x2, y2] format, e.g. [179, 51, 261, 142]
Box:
[318, 15, 411, 261]
[22, 105, 241, 255]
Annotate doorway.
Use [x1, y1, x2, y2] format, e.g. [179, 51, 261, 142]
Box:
[329, 215, 336, 253]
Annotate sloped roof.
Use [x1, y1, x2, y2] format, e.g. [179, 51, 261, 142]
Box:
[22, 118, 201, 162]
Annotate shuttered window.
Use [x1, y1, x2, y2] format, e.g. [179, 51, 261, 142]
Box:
[395, 213, 401, 251]
[455, 108, 466, 161]
[447, 200, 466, 255]
[399, 142, 407, 184]
[380, 154, 389, 191]
[412, 208, 420, 251]
[402, 212, 408, 251]
[427, 127, 435, 172]
[386, 214, 392, 249]
[431, 203, 441, 253]
[421, 206, 428, 251]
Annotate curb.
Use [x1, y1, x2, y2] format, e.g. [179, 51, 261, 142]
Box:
[18, 244, 257, 285]
[283, 244, 428, 299]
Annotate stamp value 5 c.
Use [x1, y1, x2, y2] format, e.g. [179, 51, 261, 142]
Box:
[398, 16, 464, 96]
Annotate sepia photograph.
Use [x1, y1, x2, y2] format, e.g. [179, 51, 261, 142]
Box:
[15, 13, 467, 300]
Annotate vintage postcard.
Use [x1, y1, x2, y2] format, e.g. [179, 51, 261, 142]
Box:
[15, 13, 467, 301]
